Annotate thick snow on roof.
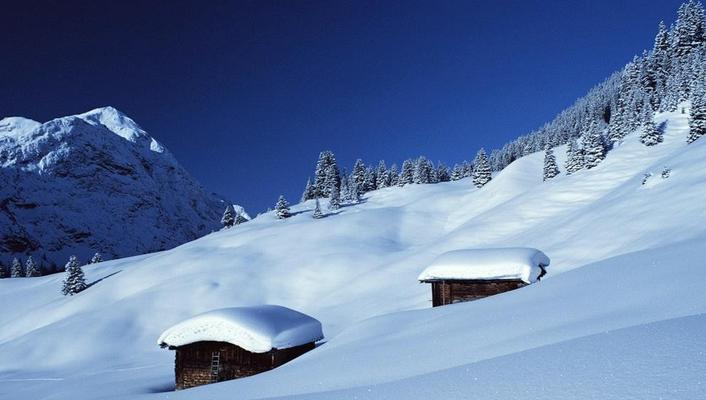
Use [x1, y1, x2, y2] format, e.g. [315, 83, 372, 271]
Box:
[157, 305, 323, 353]
[418, 248, 550, 283]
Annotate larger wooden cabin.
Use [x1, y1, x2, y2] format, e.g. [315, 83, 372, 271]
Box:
[418, 248, 549, 307]
[158, 305, 324, 390]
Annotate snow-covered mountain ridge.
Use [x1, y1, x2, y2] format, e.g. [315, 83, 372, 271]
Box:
[0, 106, 230, 268]
[1, 107, 705, 399]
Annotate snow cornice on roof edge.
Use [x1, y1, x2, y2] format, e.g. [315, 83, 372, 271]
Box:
[157, 305, 324, 353]
[418, 247, 550, 284]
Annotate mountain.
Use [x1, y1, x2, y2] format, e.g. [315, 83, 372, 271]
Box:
[1, 106, 705, 399]
[0, 106, 232, 268]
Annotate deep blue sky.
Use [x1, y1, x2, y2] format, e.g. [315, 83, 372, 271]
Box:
[1, 0, 685, 213]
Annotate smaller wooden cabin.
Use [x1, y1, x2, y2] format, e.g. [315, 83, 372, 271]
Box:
[418, 248, 549, 307]
[158, 305, 324, 390]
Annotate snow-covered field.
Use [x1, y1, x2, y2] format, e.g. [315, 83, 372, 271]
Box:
[1, 108, 705, 399]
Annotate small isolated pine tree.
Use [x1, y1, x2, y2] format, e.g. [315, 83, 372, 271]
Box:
[312, 198, 323, 219]
[661, 167, 672, 179]
[62, 256, 87, 296]
[10, 257, 23, 278]
[543, 147, 560, 181]
[25, 256, 40, 277]
[472, 149, 492, 188]
[234, 212, 248, 226]
[275, 195, 290, 219]
[328, 186, 340, 210]
[90, 252, 103, 264]
[565, 139, 584, 175]
[640, 101, 663, 146]
[688, 84, 706, 143]
[221, 204, 236, 228]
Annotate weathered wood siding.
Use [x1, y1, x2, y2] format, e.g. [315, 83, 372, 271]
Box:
[431, 280, 527, 307]
[174, 341, 315, 390]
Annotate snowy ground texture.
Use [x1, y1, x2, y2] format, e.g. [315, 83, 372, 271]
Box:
[1, 107, 705, 399]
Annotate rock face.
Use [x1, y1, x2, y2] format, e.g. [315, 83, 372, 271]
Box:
[0, 106, 230, 270]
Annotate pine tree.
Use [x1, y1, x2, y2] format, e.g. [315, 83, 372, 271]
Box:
[351, 159, 367, 193]
[312, 198, 323, 219]
[340, 174, 351, 202]
[10, 257, 23, 278]
[301, 178, 316, 202]
[640, 101, 663, 146]
[413, 156, 433, 184]
[398, 159, 415, 186]
[349, 179, 361, 203]
[234, 212, 248, 225]
[363, 167, 377, 192]
[583, 122, 607, 169]
[221, 204, 236, 228]
[565, 139, 584, 175]
[375, 161, 389, 188]
[25, 256, 40, 277]
[662, 72, 681, 112]
[388, 164, 399, 186]
[436, 162, 451, 182]
[472, 149, 492, 188]
[62, 256, 87, 296]
[450, 163, 464, 181]
[652, 21, 672, 108]
[313, 151, 340, 197]
[462, 161, 474, 178]
[328, 185, 341, 210]
[324, 163, 341, 197]
[688, 82, 706, 143]
[275, 195, 291, 219]
[90, 252, 103, 264]
[543, 147, 560, 181]
[674, 1, 706, 58]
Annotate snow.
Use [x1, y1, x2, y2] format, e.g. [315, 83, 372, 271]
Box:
[0, 107, 231, 266]
[77, 106, 151, 146]
[1, 106, 706, 399]
[233, 204, 251, 220]
[157, 305, 324, 353]
[417, 248, 549, 283]
[0, 116, 41, 137]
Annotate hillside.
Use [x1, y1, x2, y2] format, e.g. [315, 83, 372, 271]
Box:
[1, 107, 705, 399]
[0, 107, 230, 268]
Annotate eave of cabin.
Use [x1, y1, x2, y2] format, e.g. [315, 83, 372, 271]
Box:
[419, 278, 528, 284]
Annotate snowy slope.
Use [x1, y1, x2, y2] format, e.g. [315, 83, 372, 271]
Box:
[1, 107, 705, 399]
[0, 107, 232, 267]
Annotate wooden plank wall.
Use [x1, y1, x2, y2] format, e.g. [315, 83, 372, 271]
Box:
[431, 280, 527, 307]
[174, 341, 316, 390]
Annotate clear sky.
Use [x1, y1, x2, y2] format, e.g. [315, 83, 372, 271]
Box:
[1, 0, 686, 213]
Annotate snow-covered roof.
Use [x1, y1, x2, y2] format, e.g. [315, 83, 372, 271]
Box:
[418, 248, 550, 284]
[157, 305, 324, 353]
